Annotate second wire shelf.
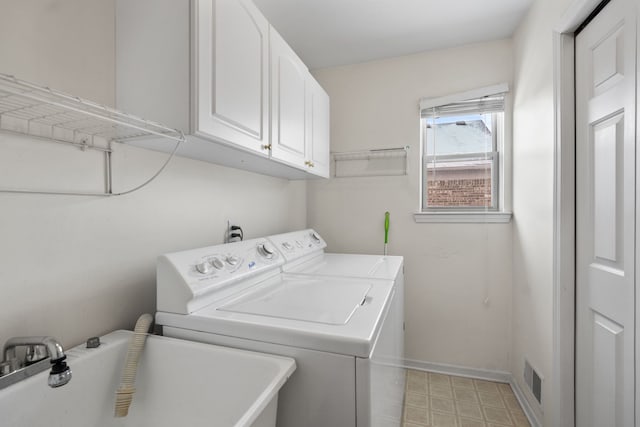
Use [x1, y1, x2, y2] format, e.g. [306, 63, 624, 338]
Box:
[332, 146, 409, 178]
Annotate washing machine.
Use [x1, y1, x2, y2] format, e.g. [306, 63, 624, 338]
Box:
[267, 230, 406, 425]
[155, 235, 403, 427]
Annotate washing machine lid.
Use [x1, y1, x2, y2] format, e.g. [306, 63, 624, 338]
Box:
[157, 274, 395, 357]
[285, 253, 403, 281]
[219, 279, 371, 325]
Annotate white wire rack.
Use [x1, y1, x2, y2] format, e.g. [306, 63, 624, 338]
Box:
[0, 73, 185, 196]
[332, 146, 409, 178]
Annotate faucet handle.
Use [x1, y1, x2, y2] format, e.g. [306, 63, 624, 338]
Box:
[0, 358, 21, 377]
[0, 361, 11, 376]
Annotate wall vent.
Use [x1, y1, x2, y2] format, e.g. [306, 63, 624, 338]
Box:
[524, 359, 543, 405]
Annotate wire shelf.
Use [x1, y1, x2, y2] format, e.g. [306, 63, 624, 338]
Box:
[0, 73, 185, 196]
[332, 146, 409, 178]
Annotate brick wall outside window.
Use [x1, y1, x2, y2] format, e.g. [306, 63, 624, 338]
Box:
[425, 166, 492, 207]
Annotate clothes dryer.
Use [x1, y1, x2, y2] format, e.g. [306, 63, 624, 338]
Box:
[267, 230, 406, 425]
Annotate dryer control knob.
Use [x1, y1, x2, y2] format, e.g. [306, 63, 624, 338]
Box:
[211, 258, 225, 270]
[195, 261, 212, 274]
[282, 242, 293, 251]
[257, 242, 276, 259]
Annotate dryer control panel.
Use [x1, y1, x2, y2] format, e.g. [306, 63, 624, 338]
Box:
[157, 238, 284, 314]
[267, 229, 327, 262]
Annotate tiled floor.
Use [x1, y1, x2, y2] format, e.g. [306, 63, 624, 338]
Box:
[402, 370, 531, 427]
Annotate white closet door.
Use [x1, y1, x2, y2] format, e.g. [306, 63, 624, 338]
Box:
[575, 0, 636, 426]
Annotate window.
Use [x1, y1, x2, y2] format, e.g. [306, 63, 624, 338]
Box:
[416, 84, 511, 223]
[423, 111, 501, 210]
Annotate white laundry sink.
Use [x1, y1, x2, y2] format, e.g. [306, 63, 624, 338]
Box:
[0, 330, 295, 427]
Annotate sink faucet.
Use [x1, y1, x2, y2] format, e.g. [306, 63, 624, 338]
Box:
[2, 336, 72, 388]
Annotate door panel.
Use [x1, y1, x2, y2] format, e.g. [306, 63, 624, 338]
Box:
[277, 55, 306, 155]
[592, 26, 625, 95]
[195, 0, 270, 153]
[593, 114, 623, 263]
[576, 0, 636, 426]
[307, 78, 331, 178]
[213, 0, 263, 136]
[592, 313, 624, 427]
[270, 27, 308, 168]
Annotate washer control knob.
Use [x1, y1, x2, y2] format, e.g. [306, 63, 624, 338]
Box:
[211, 258, 225, 270]
[226, 255, 240, 266]
[195, 261, 212, 274]
[282, 242, 293, 251]
[311, 231, 321, 243]
[257, 242, 276, 259]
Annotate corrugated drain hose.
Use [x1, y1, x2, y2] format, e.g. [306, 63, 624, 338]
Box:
[114, 313, 154, 417]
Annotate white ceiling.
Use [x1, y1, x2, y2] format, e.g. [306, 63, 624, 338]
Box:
[253, 0, 534, 69]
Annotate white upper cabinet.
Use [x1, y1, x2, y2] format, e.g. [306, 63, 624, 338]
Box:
[307, 78, 330, 178]
[116, 0, 329, 179]
[270, 28, 309, 170]
[270, 27, 330, 178]
[195, 0, 269, 154]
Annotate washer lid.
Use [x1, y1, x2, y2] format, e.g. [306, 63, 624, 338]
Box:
[285, 253, 404, 281]
[219, 279, 371, 325]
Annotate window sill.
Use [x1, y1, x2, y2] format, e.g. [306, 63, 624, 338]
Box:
[413, 211, 512, 224]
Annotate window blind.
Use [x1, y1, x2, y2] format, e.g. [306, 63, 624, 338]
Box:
[420, 93, 505, 118]
[419, 83, 509, 118]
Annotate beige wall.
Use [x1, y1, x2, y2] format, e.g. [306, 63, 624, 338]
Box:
[511, 0, 572, 424]
[0, 0, 306, 349]
[0, 4, 580, 425]
[0, 0, 115, 107]
[309, 39, 514, 372]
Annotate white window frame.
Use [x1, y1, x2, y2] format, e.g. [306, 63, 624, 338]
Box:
[414, 83, 512, 223]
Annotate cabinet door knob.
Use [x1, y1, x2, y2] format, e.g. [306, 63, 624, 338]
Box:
[261, 144, 272, 150]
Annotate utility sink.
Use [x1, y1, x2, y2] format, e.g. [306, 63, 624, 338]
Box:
[0, 330, 296, 427]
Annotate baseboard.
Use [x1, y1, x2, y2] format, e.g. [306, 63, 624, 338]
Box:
[403, 358, 512, 383]
[509, 378, 542, 427]
[403, 358, 541, 427]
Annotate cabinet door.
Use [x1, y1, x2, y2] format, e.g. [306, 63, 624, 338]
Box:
[195, 0, 270, 155]
[306, 78, 330, 178]
[270, 27, 309, 169]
